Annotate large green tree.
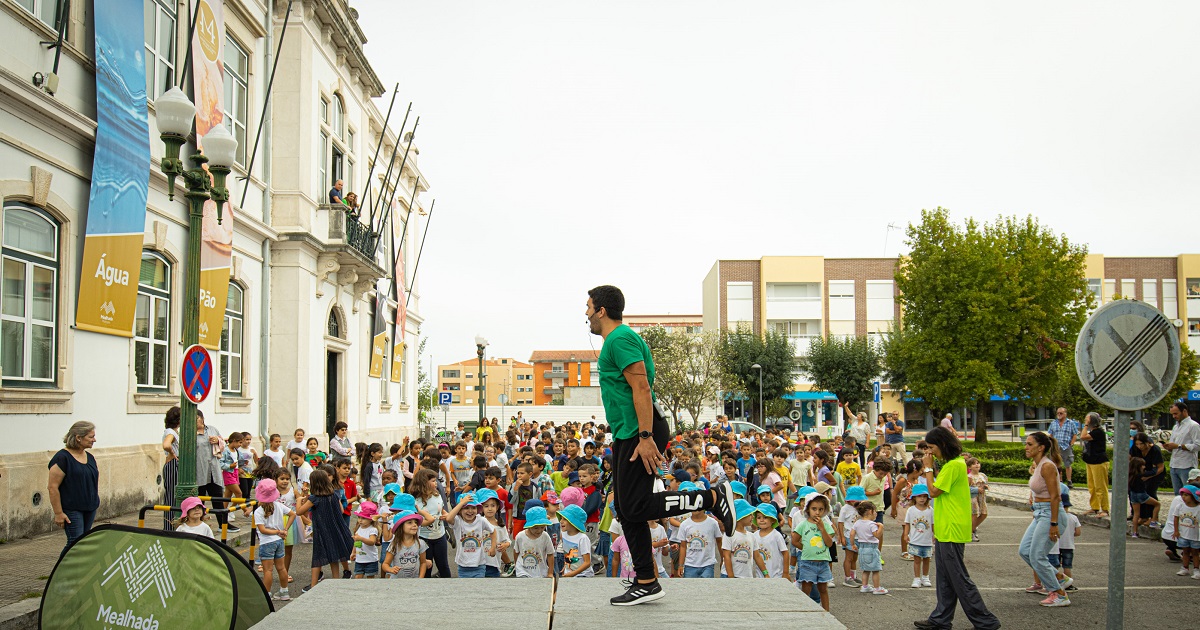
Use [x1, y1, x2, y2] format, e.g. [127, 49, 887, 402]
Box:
[638, 327, 724, 429]
[802, 334, 883, 408]
[719, 325, 796, 425]
[889, 208, 1093, 442]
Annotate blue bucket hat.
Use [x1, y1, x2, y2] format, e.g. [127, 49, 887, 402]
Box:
[730, 481, 748, 498]
[389, 492, 418, 513]
[677, 481, 699, 492]
[473, 488, 500, 506]
[796, 486, 817, 499]
[733, 499, 757, 523]
[522, 498, 544, 517]
[756, 484, 773, 497]
[558, 504, 587, 533]
[389, 509, 424, 532]
[382, 483, 403, 498]
[523, 506, 554, 528]
[845, 486, 867, 502]
[756, 502, 779, 522]
[910, 484, 929, 497]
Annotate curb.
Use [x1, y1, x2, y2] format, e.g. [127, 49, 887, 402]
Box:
[986, 495, 1162, 541]
[0, 528, 254, 629]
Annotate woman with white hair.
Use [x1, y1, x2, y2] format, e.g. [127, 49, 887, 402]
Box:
[47, 421, 99, 554]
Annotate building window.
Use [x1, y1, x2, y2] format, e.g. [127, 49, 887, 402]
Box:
[327, 310, 341, 338]
[1142, 279, 1158, 309]
[135, 252, 171, 389]
[866, 280, 895, 323]
[1, 205, 58, 384]
[332, 95, 345, 138]
[223, 36, 249, 166]
[219, 283, 243, 395]
[144, 0, 177, 101]
[318, 131, 329, 200]
[726, 281, 753, 327]
[320, 97, 329, 125]
[1086, 278, 1102, 304]
[1103, 279, 1116, 303]
[443, 369, 460, 378]
[828, 280, 855, 322]
[347, 128, 356, 154]
[1121, 279, 1136, 300]
[1164, 279, 1178, 319]
[17, 0, 60, 28]
[767, 283, 820, 300]
[1187, 278, 1200, 298]
[1189, 320, 1200, 351]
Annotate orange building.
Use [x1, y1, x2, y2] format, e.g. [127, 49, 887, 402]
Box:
[529, 350, 599, 405]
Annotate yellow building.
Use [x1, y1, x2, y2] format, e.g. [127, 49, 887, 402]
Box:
[437, 358, 535, 406]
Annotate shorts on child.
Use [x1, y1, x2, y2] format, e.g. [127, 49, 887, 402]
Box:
[1047, 553, 1060, 569]
[682, 564, 715, 578]
[908, 544, 932, 559]
[972, 495, 988, 516]
[842, 534, 857, 553]
[1176, 538, 1200, 550]
[856, 542, 882, 572]
[1129, 491, 1151, 504]
[484, 565, 501, 578]
[795, 559, 833, 584]
[353, 561, 379, 577]
[222, 471, 239, 486]
[457, 564, 486, 578]
[1058, 549, 1074, 569]
[258, 539, 284, 560]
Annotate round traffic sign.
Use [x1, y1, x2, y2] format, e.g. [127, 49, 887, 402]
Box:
[498, 394, 509, 405]
[181, 344, 214, 404]
[788, 409, 801, 421]
[1075, 300, 1181, 411]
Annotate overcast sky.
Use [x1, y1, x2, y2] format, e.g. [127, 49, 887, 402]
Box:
[355, 1, 1200, 370]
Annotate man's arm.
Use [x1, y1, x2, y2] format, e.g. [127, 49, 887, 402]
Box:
[623, 361, 663, 474]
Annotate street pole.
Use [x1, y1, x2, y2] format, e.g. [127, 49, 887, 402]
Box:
[475, 336, 488, 428]
[1107, 409, 1131, 629]
[752, 363, 763, 428]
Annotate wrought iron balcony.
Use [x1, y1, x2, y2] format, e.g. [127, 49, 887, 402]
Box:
[326, 205, 379, 263]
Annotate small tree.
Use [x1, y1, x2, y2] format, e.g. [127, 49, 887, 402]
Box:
[719, 325, 796, 424]
[803, 335, 883, 409]
[415, 336, 434, 420]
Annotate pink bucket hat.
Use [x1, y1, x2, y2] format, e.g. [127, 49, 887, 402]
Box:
[180, 496, 206, 515]
[254, 479, 279, 504]
[559, 486, 585, 508]
[353, 500, 379, 520]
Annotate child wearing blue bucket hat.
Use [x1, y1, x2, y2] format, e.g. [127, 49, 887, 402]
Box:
[721, 499, 761, 579]
[474, 488, 512, 577]
[838, 485, 867, 587]
[672, 495, 724, 578]
[512, 506, 555, 578]
[903, 484, 934, 588]
[558, 504, 593, 577]
[753, 503, 790, 579]
[444, 491, 497, 578]
[382, 494, 430, 578]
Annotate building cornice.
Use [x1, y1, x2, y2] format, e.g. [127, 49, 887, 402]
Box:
[0, 65, 96, 147]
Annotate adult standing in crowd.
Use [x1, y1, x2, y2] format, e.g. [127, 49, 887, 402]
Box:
[1164, 402, 1199, 494]
[587, 285, 735, 606]
[884, 411, 908, 464]
[1132, 432, 1165, 527]
[914, 426, 1001, 630]
[1047, 407, 1080, 488]
[1018, 432, 1071, 607]
[1078, 412, 1110, 517]
[329, 421, 353, 458]
[476, 417, 494, 443]
[195, 411, 234, 532]
[161, 407, 181, 528]
[844, 403, 872, 467]
[47, 421, 99, 555]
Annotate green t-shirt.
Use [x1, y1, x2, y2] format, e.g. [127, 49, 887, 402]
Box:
[861, 471, 886, 510]
[598, 324, 655, 440]
[796, 519, 835, 561]
[932, 456, 971, 543]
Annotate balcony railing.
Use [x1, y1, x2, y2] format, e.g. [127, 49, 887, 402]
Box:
[544, 370, 569, 379]
[326, 205, 379, 262]
[543, 387, 563, 396]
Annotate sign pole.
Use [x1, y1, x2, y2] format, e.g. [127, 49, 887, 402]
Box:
[1107, 409, 1130, 629]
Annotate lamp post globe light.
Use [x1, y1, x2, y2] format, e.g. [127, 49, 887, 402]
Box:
[154, 86, 238, 505]
[475, 335, 488, 426]
[751, 363, 763, 427]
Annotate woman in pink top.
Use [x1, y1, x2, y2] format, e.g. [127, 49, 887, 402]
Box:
[1017, 432, 1071, 607]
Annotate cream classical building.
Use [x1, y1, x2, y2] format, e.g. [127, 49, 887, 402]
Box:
[0, 0, 428, 539]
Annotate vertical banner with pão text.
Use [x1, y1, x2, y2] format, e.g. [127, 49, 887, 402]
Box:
[391, 203, 407, 381]
[75, 0, 151, 336]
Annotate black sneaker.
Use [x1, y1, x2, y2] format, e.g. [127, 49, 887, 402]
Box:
[226, 525, 241, 533]
[710, 481, 736, 537]
[610, 579, 664, 606]
[301, 584, 314, 593]
[341, 569, 352, 579]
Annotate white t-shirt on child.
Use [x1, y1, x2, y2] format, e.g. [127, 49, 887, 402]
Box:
[387, 539, 427, 578]
[1053, 513, 1081, 552]
[513, 530, 555, 578]
[851, 518, 879, 544]
[673, 516, 723, 568]
[754, 528, 789, 578]
[253, 502, 292, 545]
[905, 506, 934, 547]
[177, 521, 214, 538]
[1163, 499, 1186, 541]
[452, 516, 495, 568]
[721, 529, 758, 578]
[648, 522, 669, 576]
[839, 504, 860, 541]
[355, 525, 380, 563]
[1174, 502, 1200, 542]
[483, 523, 511, 569]
[561, 531, 594, 577]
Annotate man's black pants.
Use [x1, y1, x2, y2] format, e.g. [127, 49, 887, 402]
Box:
[611, 417, 715, 582]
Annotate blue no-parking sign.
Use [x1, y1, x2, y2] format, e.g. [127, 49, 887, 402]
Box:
[438, 391, 453, 406]
[181, 344, 213, 404]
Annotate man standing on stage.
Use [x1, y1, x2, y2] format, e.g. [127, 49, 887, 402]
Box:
[586, 285, 736, 606]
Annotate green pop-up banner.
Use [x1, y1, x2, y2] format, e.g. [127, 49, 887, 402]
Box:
[40, 524, 272, 630]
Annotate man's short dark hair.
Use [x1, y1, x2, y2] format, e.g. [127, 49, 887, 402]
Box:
[588, 285, 625, 321]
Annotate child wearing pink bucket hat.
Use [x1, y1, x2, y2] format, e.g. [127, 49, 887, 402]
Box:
[176, 496, 213, 539]
[383, 493, 430, 578]
[350, 501, 381, 578]
[253, 479, 294, 600]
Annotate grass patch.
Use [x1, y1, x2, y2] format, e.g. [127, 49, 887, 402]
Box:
[36, 575, 49, 580]
[20, 591, 41, 600]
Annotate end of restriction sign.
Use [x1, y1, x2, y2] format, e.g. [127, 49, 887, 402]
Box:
[181, 344, 214, 404]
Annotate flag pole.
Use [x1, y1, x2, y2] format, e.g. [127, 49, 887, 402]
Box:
[405, 200, 435, 309]
[239, 0, 295, 208]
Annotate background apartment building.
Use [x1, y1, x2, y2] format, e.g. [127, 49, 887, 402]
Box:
[624, 314, 703, 335]
[529, 350, 598, 405]
[438, 358, 534, 406]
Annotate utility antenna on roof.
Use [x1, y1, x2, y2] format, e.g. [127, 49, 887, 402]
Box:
[883, 222, 903, 257]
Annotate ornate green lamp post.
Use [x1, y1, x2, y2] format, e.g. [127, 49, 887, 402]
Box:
[153, 86, 238, 504]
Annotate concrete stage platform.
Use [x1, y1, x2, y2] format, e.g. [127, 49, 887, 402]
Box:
[251, 578, 845, 629]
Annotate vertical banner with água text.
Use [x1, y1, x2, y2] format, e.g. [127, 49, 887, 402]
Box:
[369, 280, 388, 378]
[75, 0, 151, 336]
[192, 0, 234, 348]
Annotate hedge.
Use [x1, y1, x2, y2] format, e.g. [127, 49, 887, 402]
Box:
[958, 441, 1174, 489]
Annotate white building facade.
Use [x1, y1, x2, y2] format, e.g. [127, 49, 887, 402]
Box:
[0, 0, 427, 539]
